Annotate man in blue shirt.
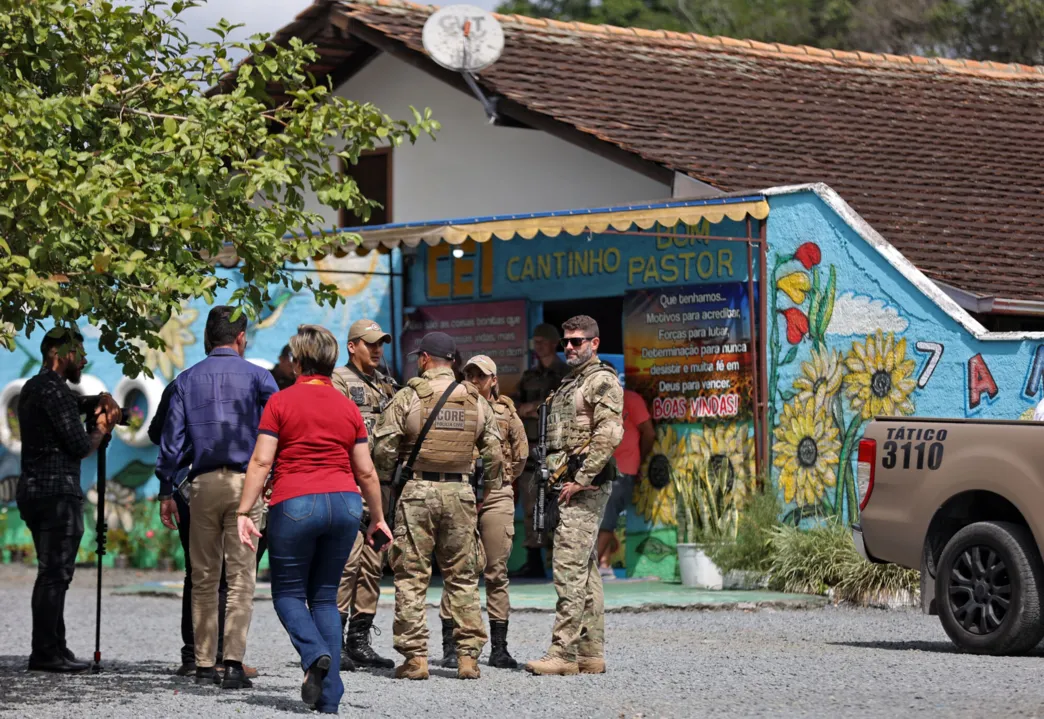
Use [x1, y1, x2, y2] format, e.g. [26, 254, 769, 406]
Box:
[156, 306, 278, 690]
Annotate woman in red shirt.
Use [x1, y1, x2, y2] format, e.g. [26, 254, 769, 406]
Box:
[236, 325, 390, 713]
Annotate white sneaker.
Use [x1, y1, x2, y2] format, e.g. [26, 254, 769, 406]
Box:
[599, 565, 616, 581]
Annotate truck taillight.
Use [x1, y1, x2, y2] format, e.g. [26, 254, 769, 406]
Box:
[857, 438, 876, 512]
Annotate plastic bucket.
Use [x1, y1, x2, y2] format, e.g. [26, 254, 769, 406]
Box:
[677, 543, 723, 589]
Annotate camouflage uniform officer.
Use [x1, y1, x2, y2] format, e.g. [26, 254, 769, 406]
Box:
[372, 332, 505, 681]
[438, 355, 528, 670]
[512, 324, 570, 578]
[331, 319, 398, 671]
[525, 316, 623, 677]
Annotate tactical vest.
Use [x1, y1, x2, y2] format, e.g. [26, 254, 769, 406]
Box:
[400, 376, 480, 474]
[333, 366, 395, 436]
[493, 395, 525, 472]
[546, 360, 618, 455]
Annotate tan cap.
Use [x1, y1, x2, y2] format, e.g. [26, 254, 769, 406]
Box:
[348, 319, 391, 344]
[463, 354, 497, 376]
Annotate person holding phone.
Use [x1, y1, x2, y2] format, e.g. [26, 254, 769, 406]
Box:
[236, 325, 391, 713]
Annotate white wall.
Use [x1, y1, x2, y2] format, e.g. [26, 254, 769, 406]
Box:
[308, 52, 671, 227]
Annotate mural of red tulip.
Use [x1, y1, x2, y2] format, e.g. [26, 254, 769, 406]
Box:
[782, 308, 810, 344]
[794, 243, 822, 270]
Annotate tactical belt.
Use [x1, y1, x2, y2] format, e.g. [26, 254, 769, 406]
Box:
[413, 471, 468, 482]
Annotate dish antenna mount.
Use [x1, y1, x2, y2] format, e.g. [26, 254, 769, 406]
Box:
[422, 5, 505, 124]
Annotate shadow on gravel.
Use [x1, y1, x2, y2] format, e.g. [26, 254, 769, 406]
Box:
[232, 692, 313, 714]
[0, 654, 218, 711]
[829, 640, 959, 653]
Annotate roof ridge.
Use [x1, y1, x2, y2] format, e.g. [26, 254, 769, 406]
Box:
[344, 0, 1044, 79]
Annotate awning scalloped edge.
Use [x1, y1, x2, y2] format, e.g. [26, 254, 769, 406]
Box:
[344, 199, 769, 253]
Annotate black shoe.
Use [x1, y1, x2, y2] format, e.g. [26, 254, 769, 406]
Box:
[302, 655, 331, 708]
[195, 666, 221, 685]
[221, 662, 253, 689]
[488, 620, 519, 669]
[175, 661, 197, 677]
[28, 655, 89, 674]
[339, 614, 356, 673]
[511, 549, 547, 579]
[345, 613, 395, 670]
[440, 617, 457, 669]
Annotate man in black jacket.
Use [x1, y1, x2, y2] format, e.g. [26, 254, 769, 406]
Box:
[17, 327, 120, 673]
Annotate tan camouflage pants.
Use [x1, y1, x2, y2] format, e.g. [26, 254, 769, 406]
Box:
[549, 484, 610, 661]
[337, 482, 393, 617]
[390, 480, 486, 659]
[440, 484, 514, 622]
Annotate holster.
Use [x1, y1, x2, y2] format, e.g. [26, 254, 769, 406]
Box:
[567, 455, 619, 487]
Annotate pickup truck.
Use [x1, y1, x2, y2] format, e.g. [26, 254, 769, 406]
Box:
[854, 417, 1044, 655]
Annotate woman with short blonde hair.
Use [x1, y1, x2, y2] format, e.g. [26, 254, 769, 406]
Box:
[237, 324, 390, 713]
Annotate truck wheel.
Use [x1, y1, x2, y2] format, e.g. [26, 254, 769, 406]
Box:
[935, 521, 1044, 655]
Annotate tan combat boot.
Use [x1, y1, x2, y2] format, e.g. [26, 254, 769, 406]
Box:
[524, 655, 580, 676]
[457, 655, 480, 679]
[394, 657, 429, 680]
[578, 656, 606, 674]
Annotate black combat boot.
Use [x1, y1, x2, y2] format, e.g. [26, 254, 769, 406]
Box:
[511, 548, 547, 579]
[488, 620, 518, 669]
[440, 618, 458, 669]
[345, 613, 395, 669]
[339, 614, 356, 672]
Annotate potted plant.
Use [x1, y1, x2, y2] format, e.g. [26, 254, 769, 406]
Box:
[674, 459, 738, 589]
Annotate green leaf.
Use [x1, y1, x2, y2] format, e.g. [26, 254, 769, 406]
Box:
[25, 178, 39, 195]
[817, 266, 837, 338]
[163, 117, 177, 135]
[781, 347, 798, 366]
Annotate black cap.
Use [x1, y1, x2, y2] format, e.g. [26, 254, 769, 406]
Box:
[407, 332, 456, 360]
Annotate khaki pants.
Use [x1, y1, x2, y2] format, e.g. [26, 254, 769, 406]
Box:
[440, 485, 514, 622]
[189, 469, 262, 667]
[336, 482, 393, 617]
[549, 484, 610, 662]
[390, 480, 486, 659]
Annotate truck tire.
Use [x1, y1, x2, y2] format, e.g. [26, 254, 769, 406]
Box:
[935, 521, 1044, 655]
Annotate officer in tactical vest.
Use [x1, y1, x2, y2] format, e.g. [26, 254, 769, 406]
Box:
[372, 332, 505, 681]
[331, 319, 398, 671]
[438, 355, 528, 670]
[524, 315, 623, 677]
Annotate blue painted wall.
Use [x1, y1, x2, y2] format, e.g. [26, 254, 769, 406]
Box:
[0, 251, 399, 564]
[765, 190, 1044, 524]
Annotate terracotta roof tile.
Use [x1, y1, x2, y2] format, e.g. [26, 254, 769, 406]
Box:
[333, 0, 1044, 301]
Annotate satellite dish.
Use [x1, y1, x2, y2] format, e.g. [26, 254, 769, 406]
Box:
[422, 5, 505, 74]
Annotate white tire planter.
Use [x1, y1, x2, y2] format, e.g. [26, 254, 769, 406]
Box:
[0, 379, 28, 455]
[112, 376, 165, 447]
[677, 543, 724, 589]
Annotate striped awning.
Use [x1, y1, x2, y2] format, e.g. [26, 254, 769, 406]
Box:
[335, 195, 769, 254]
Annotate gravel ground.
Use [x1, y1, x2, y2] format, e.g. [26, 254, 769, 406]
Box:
[2, 564, 1044, 718]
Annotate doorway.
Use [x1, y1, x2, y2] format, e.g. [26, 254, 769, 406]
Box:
[541, 296, 624, 354]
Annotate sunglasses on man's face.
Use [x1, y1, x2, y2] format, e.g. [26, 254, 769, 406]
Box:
[560, 336, 596, 348]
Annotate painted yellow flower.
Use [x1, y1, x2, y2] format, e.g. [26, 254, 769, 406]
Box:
[689, 422, 756, 507]
[139, 307, 198, 380]
[87, 481, 136, 532]
[843, 331, 916, 420]
[793, 347, 843, 411]
[634, 425, 685, 527]
[773, 397, 841, 506]
[777, 272, 811, 304]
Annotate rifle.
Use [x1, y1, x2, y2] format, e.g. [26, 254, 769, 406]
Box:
[472, 456, 485, 504]
[532, 401, 551, 541]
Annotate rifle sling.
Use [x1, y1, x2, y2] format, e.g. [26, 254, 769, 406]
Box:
[401, 381, 460, 476]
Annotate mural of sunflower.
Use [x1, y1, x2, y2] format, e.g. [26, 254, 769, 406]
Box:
[138, 307, 198, 380]
[87, 481, 136, 532]
[689, 422, 756, 507]
[843, 331, 916, 420]
[773, 397, 841, 506]
[634, 425, 685, 527]
[793, 347, 843, 411]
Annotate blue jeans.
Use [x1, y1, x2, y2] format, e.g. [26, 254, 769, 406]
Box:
[268, 491, 362, 713]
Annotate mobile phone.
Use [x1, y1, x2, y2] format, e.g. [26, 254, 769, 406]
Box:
[370, 527, 391, 553]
